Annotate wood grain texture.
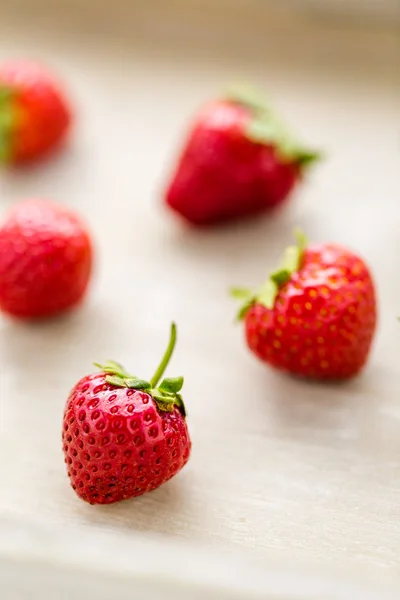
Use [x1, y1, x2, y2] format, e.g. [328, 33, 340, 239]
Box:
[0, 0, 399, 583]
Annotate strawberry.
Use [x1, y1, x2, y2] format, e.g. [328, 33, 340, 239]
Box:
[0, 60, 72, 164]
[62, 323, 191, 505]
[165, 85, 320, 225]
[0, 199, 92, 318]
[232, 231, 377, 380]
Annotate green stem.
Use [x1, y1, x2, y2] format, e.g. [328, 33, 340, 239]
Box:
[149, 323, 177, 388]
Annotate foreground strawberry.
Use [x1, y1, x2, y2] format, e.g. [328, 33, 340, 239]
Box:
[0, 199, 92, 318]
[165, 85, 320, 225]
[232, 231, 377, 380]
[62, 323, 191, 504]
[0, 60, 72, 163]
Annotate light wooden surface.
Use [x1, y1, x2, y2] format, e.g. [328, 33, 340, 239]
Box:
[2, 516, 399, 600]
[1, 0, 400, 584]
[278, 0, 400, 27]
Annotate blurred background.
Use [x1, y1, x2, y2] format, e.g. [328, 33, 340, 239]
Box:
[1, 1, 399, 599]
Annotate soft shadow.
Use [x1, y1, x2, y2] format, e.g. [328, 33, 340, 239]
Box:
[255, 366, 371, 437]
[0, 141, 85, 203]
[158, 201, 297, 270]
[0, 301, 127, 398]
[70, 471, 196, 538]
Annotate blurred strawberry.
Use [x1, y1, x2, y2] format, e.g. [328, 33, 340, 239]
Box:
[165, 85, 320, 225]
[0, 60, 72, 164]
[0, 199, 92, 318]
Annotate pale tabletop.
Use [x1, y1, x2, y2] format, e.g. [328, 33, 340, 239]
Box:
[1, 0, 400, 583]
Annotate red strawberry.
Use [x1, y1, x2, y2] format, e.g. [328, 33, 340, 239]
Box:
[232, 231, 377, 380]
[0, 60, 72, 164]
[0, 199, 92, 318]
[62, 323, 191, 505]
[165, 85, 320, 225]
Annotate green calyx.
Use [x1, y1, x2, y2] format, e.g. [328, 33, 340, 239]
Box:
[225, 84, 321, 167]
[231, 229, 307, 320]
[0, 86, 16, 163]
[95, 323, 186, 417]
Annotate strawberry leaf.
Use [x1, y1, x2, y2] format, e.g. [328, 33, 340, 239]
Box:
[236, 298, 255, 321]
[230, 287, 253, 300]
[230, 287, 256, 320]
[226, 83, 321, 169]
[151, 389, 173, 401]
[94, 324, 187, 417]
[173, 393, 186, 418]
[159, 376, 184, 394]
[151, 389, 175, 412]
[0, 85, 16, 163]
[270, 269, 291, 286]
[153, 399, 175, 412]
[294, 227, 307, 253]
[247, 116, 319, 166]
[125, 378, 151, 390]
[246, 119, 280, 146]
[105, 375, 127, 387]
[94, 360, 130, 378]
[257, 279, 279, 311]
[226, 84, 269, 114]
[231, 229, 308, 318]
[104, 360, 129, 374]
[296, 150, 322, 167]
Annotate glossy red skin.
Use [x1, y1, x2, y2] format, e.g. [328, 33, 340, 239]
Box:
[245, 244, 377, 380]
[62, 372, 191, 504]
[0, 60, 72, 163]
[0, 200, 92, 318]
[165, 100, 299, 225]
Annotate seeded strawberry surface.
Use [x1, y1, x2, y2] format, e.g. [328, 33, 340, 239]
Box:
[245, 244, 376, 379]
[62, 324, 191, 505]
[63, 373, 191, 504]
[0, 199, 92, 318]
